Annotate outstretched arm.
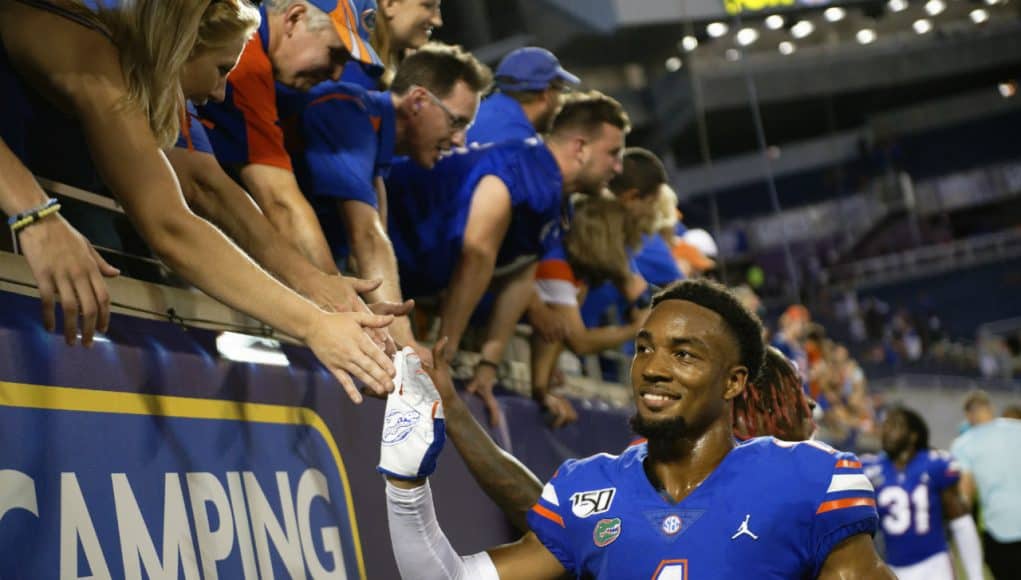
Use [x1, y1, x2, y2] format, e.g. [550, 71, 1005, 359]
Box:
[167, 148, 381, 314]
[438, 176, 512, 360]
[816, 534, 895, 580]
[381, 344, 564, 579]
[239, 163, 340, 274]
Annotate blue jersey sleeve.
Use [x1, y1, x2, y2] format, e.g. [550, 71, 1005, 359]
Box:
[928, 449, 962, 491]
[175, 102, 215, 154]
[810, 450, 879, 576]
[526, 461, 579, 574]
[299, 97, 379, 207]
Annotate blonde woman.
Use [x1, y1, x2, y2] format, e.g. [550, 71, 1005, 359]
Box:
[529, 195, 649, 427]
[0, 0, 397, 402]
[343, 0, 443, 88]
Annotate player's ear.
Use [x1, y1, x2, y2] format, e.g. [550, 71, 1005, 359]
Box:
[723, 365, 748, 401]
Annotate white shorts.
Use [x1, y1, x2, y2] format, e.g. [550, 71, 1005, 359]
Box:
[890, 551, 954, 580]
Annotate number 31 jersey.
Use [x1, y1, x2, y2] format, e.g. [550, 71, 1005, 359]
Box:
[861, 450, 960, 567]
[527, 437, 879, 579]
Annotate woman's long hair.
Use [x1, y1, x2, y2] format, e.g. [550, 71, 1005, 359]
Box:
[67, 0, 257, 148]
[564, 195, 643, 290]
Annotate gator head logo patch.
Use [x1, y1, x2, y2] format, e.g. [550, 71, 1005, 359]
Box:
[381, 409, 420, 445]
[593, 517, 622, 548]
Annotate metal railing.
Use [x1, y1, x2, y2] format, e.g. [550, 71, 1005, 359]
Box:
[827, 228, 1021, 290]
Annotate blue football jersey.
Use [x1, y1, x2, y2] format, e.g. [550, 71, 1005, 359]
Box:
[527, 437, 878, 579]
[861, 450, 961, 567]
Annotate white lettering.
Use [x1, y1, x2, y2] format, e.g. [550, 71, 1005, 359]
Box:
[187, 473, 234, 579]
[297, 469, 345, 579]
[112, 473, 199, 580]
[227, 472, 260, 579]
[60, 473, 111, 580]
[0, 469, 38, 520]
[245, 471, 305, 579]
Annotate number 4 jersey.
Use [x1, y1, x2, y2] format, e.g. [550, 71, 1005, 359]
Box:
[526, 437, 879, 579]
[861, 450, 961, 567]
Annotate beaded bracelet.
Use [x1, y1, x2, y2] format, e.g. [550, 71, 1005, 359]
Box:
[7, 198, 58, 226]
[10, 202, 62, 234]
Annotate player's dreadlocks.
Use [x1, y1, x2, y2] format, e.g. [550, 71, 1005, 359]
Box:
[732, 347, 815, 441]
[888, 406, 930, 451]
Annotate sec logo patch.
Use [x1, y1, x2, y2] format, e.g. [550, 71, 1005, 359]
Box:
[661, 514, 682, 536]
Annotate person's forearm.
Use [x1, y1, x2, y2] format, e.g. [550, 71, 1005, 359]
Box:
[477, 266, 538, 364]
[0, 139, 50, 215]
[439, 387, 543, 532]
[133, 199, 322, 339]
[170, 150, 328, 293]
[239, 165, 340, 275]
[566, 323, 639, 355]
[530, 336, 563, 401]
[349, 227, 417, 346]
[439, 249, 496, 357]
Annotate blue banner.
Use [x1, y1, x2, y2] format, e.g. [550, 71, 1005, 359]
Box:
[0, 381, 364, 579]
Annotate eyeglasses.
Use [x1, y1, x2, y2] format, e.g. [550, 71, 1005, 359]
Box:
[420, 87, 472, 132]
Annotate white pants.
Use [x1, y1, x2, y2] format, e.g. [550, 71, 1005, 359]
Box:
[890, 551, 954, 580]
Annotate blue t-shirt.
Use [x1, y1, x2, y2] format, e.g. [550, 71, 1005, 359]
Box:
[861, 450, 960, 567]
[466, 93, 537, 146]
[634, 233, 682, 287]
[386, 139, 563, 298]
[277, 81, 396, 261]
[528, 437, 878, 579]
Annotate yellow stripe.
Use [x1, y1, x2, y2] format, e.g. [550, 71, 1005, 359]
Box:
[0, 380, 367, 579]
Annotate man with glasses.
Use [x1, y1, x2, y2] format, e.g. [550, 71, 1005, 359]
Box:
[468, 47, 581, 146]
[278, 43, 492, 364]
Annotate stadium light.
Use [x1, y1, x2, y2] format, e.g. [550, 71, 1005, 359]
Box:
[765, 14, 785, 29]
[999, 81, 1017, 98]
[736, 27, 760, 46]
[888, 0, 909, 12]
[983, 0, 998, 6]
[913, 18, 932, 34]
[725, 48, 741, 61]
[665, 56, 683, 72]
[856, 28, 877, 44]
[778, 40, 796, 54]
[824, 7, 846, 22]
[791, 20, 815, 38]
[924, 0, 946, 16]
[216, 332, 290, 366]
[707, 22, 729, 37]
[680, 35, 699, 51]
[969, 8, 989, 22]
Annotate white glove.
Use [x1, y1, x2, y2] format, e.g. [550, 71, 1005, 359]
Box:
[378, 347, 446, 480]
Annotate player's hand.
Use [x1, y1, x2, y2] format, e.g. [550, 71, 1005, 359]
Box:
[466, 362, 504, 428]
[423, 338, 453, 397]
[18, 216, 119, 346]
[539, 393, 578, 429]
[303, 311, 396, 404]
[378, 347, 446, 480]
[529, 301, 568, 343]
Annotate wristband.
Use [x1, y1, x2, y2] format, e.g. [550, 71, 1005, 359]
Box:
[476, 358, 500, 372]
[8, 198, 58, 226]
[11, 203, 62, 234]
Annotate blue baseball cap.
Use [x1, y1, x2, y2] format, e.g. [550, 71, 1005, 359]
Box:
[307, 0, 383, 70]
[495, 47, 580, 92]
